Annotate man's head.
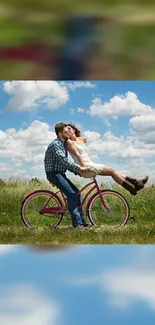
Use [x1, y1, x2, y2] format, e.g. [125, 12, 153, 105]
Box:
[55, 123, 70, 140]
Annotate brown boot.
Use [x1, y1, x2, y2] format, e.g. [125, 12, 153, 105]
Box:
[126, 176, 147, 191]
[122, 180, 137, 196]
[141, 176, 149, 185]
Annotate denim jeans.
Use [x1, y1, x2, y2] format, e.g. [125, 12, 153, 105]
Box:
[58, 56, 83, 79]
[46, 172, 85, 227]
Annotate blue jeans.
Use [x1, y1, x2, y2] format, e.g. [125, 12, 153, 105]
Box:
[58, 56, 83, 79]
[46, 172, 85, 227]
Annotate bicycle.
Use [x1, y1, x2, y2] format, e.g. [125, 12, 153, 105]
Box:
[21, 177, 130, 229]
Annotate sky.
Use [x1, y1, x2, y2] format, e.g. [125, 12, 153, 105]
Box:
[0, 80, 155, 183]
[0, 245, 155, 325]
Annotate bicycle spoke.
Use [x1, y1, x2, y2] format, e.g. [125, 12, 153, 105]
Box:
[21, 191, 63, 229]
[88, 190, 129, 227]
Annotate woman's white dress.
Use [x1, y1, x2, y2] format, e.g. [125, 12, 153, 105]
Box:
[70, 142, 104, 177]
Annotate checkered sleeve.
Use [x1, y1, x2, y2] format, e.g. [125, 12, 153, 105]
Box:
[53, 141, 80, 174]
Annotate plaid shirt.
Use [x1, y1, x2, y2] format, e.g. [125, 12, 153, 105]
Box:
[44, 137, 80, 174]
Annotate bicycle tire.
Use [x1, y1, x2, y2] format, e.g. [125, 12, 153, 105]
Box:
[87, 189, 130, 227]
[21, 190, 64, 229]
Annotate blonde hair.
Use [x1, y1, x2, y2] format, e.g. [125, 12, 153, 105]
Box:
[67, 123, 81, 137]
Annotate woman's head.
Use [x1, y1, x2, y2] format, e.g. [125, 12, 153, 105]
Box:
[67, 123, 81, 138]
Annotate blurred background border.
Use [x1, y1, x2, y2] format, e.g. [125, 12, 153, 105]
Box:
[0, 0, 155, 79]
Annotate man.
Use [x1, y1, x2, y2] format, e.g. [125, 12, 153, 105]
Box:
[44, 123, 91, 229]
[57, 16, 103, 79]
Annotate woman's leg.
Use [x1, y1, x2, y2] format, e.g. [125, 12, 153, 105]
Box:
[99, 166, 125, 185]
[99, 167, 148, 189]
[99, 166, 137, 195]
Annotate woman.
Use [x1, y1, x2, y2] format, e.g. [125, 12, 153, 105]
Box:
[66, 123, 148, 196]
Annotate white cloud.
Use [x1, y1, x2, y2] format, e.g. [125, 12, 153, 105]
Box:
[61, 81, 95, 91]
[0, 245, 16, 255]
[129, 158, 145, 167]
[0, 120, 56, 178]
[31, 165, 44, 171]
[68, 247, 155, 312]
[0, 285, 60, 325]
[103, 118, 112, 127]
[83, 130, 101, 143]
[3, 81, 69, 112]
[70, 107, 85, 114]
[77, 107, 85, 113]
[129, 114, 155, 133]
[89, 91, 153, 119]
[12, 158, 23, 167]
[11, 170, 29, 178]
[0, 162, 13, 172]
[101, 268, 155, 311]
[84, 130, 155, 161]
[129, 114, 155, 145]
[0, 120, 55, 163]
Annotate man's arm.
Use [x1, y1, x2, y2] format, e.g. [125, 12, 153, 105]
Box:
[52, 141, 80, 174]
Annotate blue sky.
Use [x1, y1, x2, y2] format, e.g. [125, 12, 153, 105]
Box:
[0, 245, 155, 325]
[0, 80, 155, 182]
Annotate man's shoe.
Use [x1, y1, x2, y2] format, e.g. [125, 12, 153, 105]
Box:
[83, 223, 93, 227]
[77, 225, 85, 230]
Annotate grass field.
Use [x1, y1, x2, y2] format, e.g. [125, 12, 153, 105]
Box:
[0, 178, 155, 244]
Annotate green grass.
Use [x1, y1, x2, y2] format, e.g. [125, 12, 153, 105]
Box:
[0, 178, 155, 244]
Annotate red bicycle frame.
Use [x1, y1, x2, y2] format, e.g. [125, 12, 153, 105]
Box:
[41, 178, 110, 215]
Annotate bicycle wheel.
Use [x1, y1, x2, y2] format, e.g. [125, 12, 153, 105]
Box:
[21, 190, 64, 229]
[87, 190, 130, 227]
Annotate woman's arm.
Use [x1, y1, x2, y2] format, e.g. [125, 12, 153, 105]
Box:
[66, 139, 86, 167]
